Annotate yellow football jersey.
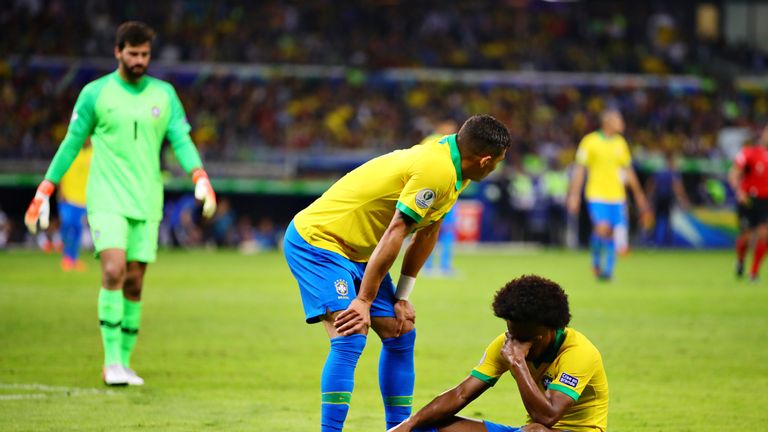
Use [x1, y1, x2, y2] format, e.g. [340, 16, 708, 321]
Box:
[575, 131, 631, 202]
[471, 328, 609, 432]
[59, 146, 92, 207]
[293, 134, 469, 262]
[417, 133, 443, 146]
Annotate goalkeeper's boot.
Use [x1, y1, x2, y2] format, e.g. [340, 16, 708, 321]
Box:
[102, 364, 129, 386]
[736, 260, 745, 279]
[123, 367, 145, 386]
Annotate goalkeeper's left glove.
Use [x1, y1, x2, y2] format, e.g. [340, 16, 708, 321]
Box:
[192, 169, 217, 218]
[25, 180, 55, 234]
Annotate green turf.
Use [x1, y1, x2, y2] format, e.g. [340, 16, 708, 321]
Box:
[1, 248, 766, 431]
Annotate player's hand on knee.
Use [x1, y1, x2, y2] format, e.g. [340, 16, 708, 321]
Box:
[334, 298, 371, 336]
[193, 169, 217, 218]
[24, 180, 55, 234]
[394, 299, 416, 337]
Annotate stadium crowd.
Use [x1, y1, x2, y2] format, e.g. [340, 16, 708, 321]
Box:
[2, 66, 761, 164]
[4, 0, 742, 73]
[2, 0, 766, 249]
[4, 0, 767, 164]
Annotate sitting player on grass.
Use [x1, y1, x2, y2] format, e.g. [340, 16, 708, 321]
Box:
[389, 275, 608, 432]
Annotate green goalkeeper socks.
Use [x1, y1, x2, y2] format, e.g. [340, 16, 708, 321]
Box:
[121, 299, 142, 368]
[98, 288, 123, 366]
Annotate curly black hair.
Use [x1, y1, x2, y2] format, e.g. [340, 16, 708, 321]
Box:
[492, 275, 571, 329]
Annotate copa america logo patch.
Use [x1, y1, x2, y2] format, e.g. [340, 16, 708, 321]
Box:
[559, 373, 579, 388]
[334, 279, 349, 298]
[151, 106, 161, 118]
[415, 189, 435, 209]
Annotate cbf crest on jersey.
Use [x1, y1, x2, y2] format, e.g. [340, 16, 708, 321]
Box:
[542, 374, 553, 389]
[415, 189, 436, 209]
[334, 279, 349, 298]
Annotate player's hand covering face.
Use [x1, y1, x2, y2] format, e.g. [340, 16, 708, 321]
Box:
[502, 331, 533, 364]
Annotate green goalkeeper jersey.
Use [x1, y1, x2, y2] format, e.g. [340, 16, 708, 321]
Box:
[45, 71, 204, 221]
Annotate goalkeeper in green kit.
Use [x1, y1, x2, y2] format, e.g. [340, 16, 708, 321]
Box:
[24, 21, 217, 386]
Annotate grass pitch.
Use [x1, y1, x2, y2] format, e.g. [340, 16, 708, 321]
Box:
[1, 248, 766, 431]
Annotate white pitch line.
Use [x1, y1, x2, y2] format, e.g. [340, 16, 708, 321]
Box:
[0, 382, 118, 401]
[0, 394, 48, 401]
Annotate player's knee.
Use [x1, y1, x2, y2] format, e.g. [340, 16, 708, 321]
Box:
[123, 274, 143, 299]
[102, 261, 126, 288]
[372, 317, 414, 339]
[521, 423, 555, 432]
[400, 319, 415, 336]
[595, 224, 612, 237]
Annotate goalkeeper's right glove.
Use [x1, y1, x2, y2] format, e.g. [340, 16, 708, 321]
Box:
[25, 180, 55, 234]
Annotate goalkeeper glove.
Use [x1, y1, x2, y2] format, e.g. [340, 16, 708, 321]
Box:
[192, 169, 217, 218]
[25, 180, 55, 234]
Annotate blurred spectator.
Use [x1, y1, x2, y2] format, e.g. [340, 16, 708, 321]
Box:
[236, 215, 256, 253]
[0, 207, 10, 249]
[541, 158, 570, 245]
[166, 194, 203, 247]
[645, 151, 690, 246]
[207, 197, 237, 247]
[253, 217, 279, 250]
[237, 216, 279, 254]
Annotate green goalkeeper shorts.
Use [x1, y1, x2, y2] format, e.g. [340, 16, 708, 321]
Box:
[88, 213, 160, 263]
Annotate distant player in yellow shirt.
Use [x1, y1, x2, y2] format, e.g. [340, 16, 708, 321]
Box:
[284, 115, 511, 431]
[58, 142, 93, 271]
[419, 119, 460, 277]
[389, 275, 609, 432]
[567, 109, 649, 280]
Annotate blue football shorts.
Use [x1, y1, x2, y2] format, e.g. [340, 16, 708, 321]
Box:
[283, 221, 397, 323]
[587, 201, 624, 228]
[483, 420, 523, 432]
[411, 421, 525, 432]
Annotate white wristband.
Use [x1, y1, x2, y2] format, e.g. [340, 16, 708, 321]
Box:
[395, 274, 416, 300]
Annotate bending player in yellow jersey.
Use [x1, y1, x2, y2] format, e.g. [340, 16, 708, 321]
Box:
[567, 109, 649, 281]
[284, 115, 511, 431]
[390, 275, 609, 432]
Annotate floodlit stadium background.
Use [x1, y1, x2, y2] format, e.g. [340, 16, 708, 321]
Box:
[1, 1, 768, 431]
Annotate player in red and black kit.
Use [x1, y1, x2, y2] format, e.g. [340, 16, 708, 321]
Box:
[729, 126, 768, 281]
